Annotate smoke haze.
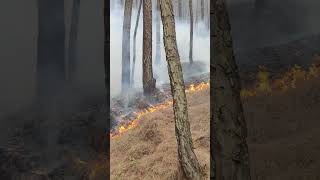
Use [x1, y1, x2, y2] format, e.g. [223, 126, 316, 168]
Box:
[110, 3, 210, 97]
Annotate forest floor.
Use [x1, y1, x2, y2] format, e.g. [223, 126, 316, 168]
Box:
[246, 77, 320, 180]
[111, 71, 320, 180]
[111, 86, 210, 180]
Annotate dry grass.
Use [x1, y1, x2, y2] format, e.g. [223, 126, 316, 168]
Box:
[244, 78, 320, 180]
[111, 89, 210, 180]
[110, 66, 320, 180]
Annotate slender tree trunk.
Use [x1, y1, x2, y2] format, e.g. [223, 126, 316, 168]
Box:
[143, 0, 156, 95]
[201, 0, 204, 22]
[103, 0, 109, 156]
[155, 0, 161, 65]
[37, 0, 66, 103]
[178, 0, 182, 20]
[131, 0, 142, 86]
[68, 0, 81, 82]
[159, 0, 201, 179]
[189, 0, 194, 64]
[211, 0, 251, 179]
[122, 0, 133, 93]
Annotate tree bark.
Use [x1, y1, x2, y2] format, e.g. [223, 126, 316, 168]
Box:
[159, 0, 201, 179]
[122, 0, 133, 93]
[211, 0, 251, 179]
[189, 0, 194, 64]
[37, 0, 66, 102]
[131, 0, 142, 86]
[68, 0, 81, 82]
[155, 0, 161, 65]
[143, 0, 156, 95]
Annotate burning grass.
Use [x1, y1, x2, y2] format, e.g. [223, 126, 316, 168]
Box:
[111, 82, 210, 139]
[241, 63, 320, 98]
[111, 63, 320, 139]
[110, 86, 210, 179]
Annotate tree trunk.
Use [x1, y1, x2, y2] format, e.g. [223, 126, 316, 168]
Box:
[159, 0, 201, 179]
[155, 0, 161, 65]
[178, 0, 182, 20]
[68, 0, 81, 82]
[104, 0, 109, 156]
[211, 0, 251, 179]
[37, 0, 66, 102]
[189, 0, 193, 64]
[131, 0, 142, 86]
[201, 0, 204, 22]
[142, 0, 156, 95]
[122, 0, 133, 93]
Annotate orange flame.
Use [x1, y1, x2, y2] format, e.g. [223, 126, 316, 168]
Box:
[111, 63, 320, 139]
[240, 63, 320, 98]
[111, 82, 209, 139]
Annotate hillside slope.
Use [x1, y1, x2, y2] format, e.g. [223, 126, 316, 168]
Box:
[111, 89, 210, 180]
[111, 76, 320, 180]
[245, 78, 320, 179]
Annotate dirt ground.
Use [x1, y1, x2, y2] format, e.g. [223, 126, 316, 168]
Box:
[111, 77, 320, 180]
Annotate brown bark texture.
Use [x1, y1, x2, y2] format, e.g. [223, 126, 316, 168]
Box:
[211, 0, 251, 180]
[159, 0, 201, 179]
[143, 0, 156, 95]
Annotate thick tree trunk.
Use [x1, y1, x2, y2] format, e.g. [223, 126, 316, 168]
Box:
[159, 0, 201, 179]
[155, 0, 161, 65]
[131, 0, 142, 86]
[68, 0, 81, 82]
[37, 0, 66, 102]
[211, 0, 251, 179]
[189, 0, 193, 64]
[122, 0, 133, 93]
[142, 0, 156, 95]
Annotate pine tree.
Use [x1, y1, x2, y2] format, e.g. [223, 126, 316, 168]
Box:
[159, 0, 201, 179]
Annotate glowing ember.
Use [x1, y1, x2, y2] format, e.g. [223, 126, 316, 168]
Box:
[111, 82, 209, 139]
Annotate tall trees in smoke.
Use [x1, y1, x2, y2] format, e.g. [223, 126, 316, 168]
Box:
[200, 0, 204, 22]
[68, 0, 81, 82]
[122, 0, 133, 93]
[143, 0, 156, 95]
[155, 0, 161, 65]
[131, 0, 142, 86]
[37, 0, 66, 104]
[159, 0, 201, 179]
[211, 0, 251, 179]
[189, 0, 193, 64]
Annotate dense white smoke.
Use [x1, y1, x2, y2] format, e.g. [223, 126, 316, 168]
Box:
[110, 3, 210, 97]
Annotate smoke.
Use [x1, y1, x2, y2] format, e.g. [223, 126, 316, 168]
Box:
[110, 3, 210, 97]
[228, 0, 320, 50]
